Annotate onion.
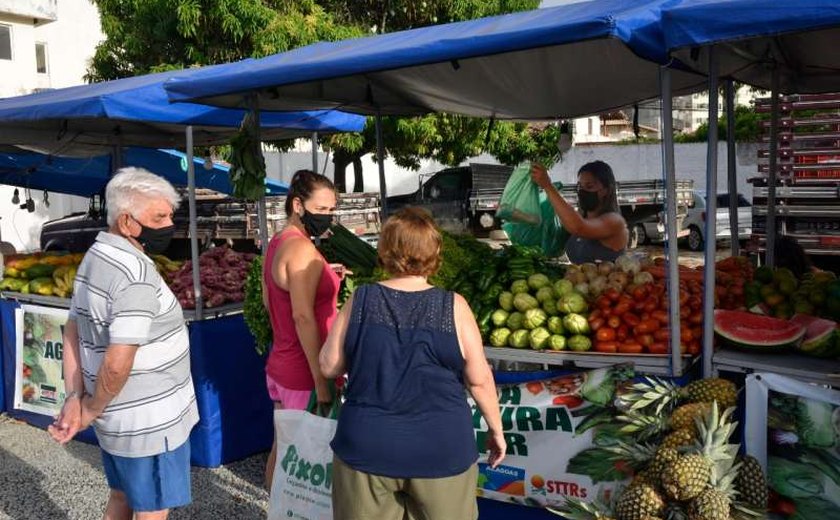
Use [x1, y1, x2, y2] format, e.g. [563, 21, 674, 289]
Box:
[574, 282, 590, 297]
[608, 271, 630, 288]
[589, 276, 608, 297]
[634, 271, 655, 285]
[580, 262, 599, 280]
[615, 253, 641, 275]
[597, 261, 615, 276]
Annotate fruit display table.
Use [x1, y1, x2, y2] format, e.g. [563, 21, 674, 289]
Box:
[0, 293, 273, 467]
[484, 347, 695, 377]
[713, 349, 840, 388]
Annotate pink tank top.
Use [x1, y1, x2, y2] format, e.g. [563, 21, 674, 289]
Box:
[264, 227, 340, 391]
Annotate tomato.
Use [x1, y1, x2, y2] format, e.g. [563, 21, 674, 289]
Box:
[679, 306, 691, 319]
[635, 319, 660, 335]
[594, 341, 618, 353]
[588, 309, 603, 321]
[640, 312, 651, 321]
[596, 328, 617, 342]
[637, 334, 655, 347]
[616, 324, 629, 342]
[679, 290, 690, 306]
[654, 328, 670, 341]
[553, 395, 584, 408]
[596, 296, 612, 310]
[680, 327, 694, 342]
[688, 296, 702, 310]
[607, 315, 621, 329]
[525, 381, 544, 395]
[622, 312, 641, 327]
[633, 300, 646, 312]
[689, 312, 703, 325]
[730, 284, 744, 297]
[631, 285, 649, 300]
[647, 342, 668, 355]
[685, 341, 701, 356]
[652, 310, 669, 325]
[618, 341, 644, 354]
[691, 326, 703, 341]
[604, 288, 621, 302]
[613, 302, 631, 316]
[589, 318, 605, 332]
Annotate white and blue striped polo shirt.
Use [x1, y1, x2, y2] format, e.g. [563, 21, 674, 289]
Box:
[69, 231, 199, 457]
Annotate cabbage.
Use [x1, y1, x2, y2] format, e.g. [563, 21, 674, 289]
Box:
[562, 313, 591, 335]
[529, 327, 551, 350]
[513, 293, 540, 312]
[535, 286, 555, 303]
[542, 299, 559, 316]
[615, 253, 641, 275]
[498, 291, 514, 311]
[489, 327, 512, 348]
[509, 329, 530, 348]
[528, 273, 551, 290]
[547, 316, 565, 335]
[568, 334, 593, 352]
[558, 292, 588, 314]
[523, 308, 548, 329]
[553, 279, 575, 298]
[548, 334, 567, 351]
[511, 279, 530, 295]
[506, 311, 525, 331]
[491, 309, 510, 328]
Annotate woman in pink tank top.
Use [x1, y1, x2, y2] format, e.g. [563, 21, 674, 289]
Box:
[261, 170, 343, 489]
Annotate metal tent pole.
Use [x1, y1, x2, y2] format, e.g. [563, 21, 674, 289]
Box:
[702, 49, 720, 378]
[311, 132, 319, 172]
[726, 81, 739, 256]
[375, 112, 388, 219]
[766, 65, 781, 268]
[660, 67, 682, 377]
[249, 97, 269, 255]
[186, 125, 203, 317]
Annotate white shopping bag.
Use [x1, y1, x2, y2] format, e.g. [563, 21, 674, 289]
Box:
[268, 408, 337, 520]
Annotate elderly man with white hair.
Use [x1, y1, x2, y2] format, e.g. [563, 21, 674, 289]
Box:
[49, 167, 199, 520]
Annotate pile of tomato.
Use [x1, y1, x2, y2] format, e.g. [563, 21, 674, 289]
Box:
[587, 281, 704, 356]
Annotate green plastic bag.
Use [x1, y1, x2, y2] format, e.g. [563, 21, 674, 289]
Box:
[496, 162, 541, 225]
[502, 184, 570, 258]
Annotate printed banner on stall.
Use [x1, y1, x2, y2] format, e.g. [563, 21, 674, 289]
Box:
[745, 372, 840, 518]
[469, 365, 634, 509]
[13, 304, 69, 416]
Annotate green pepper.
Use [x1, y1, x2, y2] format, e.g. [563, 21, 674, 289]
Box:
[481, 283, 504, 305]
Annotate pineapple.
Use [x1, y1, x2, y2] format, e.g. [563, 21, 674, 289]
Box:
[620, 377, 737, 415]
[647, 447, 680, 488]
[688, 487, 730, 520]
[551, 495, 616, 520]
[668, 402, 710, 432]
[735, 455, 768, 510]
[617, 412, 668, 441]
[660, 454, 711, 501]
[660, 428, 696, 450]
[615, 483, 664, 520]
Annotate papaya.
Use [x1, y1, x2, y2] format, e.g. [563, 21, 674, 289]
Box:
[28, 277, 56, 296]
[3, 267, 21, 278]
[25, 263, 57, 279]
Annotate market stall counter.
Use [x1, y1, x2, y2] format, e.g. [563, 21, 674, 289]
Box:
[0, 292, 273, 468]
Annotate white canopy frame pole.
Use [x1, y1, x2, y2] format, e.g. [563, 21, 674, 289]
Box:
[660, 66, 682, 377]
[765, 65, 781, 268]
[702, 48, 720, 377]
[311, 132, 319, 172]
[185, 125, 203, 318]
[375, 111, 388, 219]
[726, 80, 739, 256]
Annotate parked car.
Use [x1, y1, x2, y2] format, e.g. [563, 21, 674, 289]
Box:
[681, 191, 752, 251]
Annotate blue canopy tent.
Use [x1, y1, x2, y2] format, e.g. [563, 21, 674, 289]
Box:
[644, 0, 840, 377]
[0, 147, 288, 197]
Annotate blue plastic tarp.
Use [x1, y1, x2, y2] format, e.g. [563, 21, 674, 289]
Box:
[164, 0, 707, 119]
[658, 0, 840, 93]
[0, 147, 288, 197]
[0, 67, 365, 152]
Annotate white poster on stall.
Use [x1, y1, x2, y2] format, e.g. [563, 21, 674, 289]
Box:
[745, 372, 840, 517]
[469, 365, 633, 509]
[13, 305, 69, 416]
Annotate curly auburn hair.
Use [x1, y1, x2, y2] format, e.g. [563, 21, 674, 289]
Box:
[377, 207, 442, 278]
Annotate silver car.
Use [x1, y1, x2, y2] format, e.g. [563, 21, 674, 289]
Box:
[682, 191, 752, 251]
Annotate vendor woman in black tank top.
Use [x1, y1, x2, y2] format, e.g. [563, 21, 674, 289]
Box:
[531, 160, 628, 263]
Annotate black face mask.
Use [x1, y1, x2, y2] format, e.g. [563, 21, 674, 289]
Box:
[301, 210, 333, 238]
[131, 216, 176, 254]
[577, 189, 601, 213]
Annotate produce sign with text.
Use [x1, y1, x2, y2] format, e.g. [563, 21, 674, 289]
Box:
[470, 365, 633, 508]
[14, 305, 69, 416]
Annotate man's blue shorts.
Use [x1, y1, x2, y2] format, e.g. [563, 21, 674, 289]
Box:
[101, 439, 192, 512]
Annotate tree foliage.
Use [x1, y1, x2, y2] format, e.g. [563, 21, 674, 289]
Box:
[674, 104, 763, 143]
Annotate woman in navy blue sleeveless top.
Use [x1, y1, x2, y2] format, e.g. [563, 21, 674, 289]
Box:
[320, 207, 505, 519]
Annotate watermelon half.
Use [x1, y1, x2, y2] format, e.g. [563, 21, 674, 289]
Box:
[713, 310, 806, 353]
[790, 314, 840, 358]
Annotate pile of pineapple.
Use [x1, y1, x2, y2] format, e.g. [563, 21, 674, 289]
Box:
[555, 377, 769, 520]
